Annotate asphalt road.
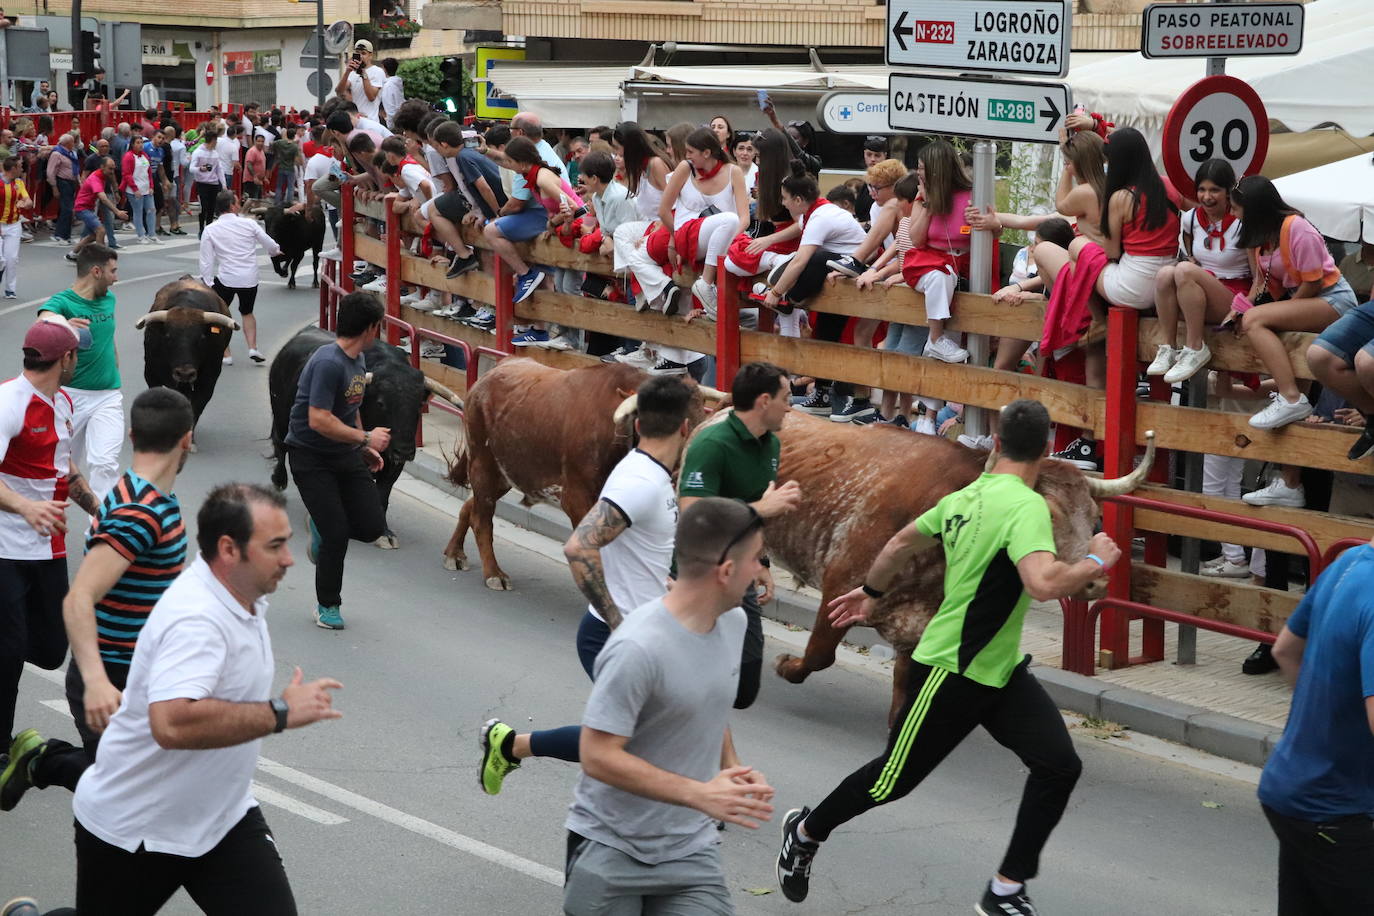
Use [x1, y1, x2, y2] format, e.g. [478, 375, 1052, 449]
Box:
[3, 233, 1279, 914]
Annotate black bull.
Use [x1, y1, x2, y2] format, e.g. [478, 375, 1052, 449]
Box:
[138, 278, 239, 433]
[267, 326, 461, 546]
[263, 204, 326, 290]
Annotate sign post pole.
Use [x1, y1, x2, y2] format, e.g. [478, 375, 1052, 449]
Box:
[964, 140, 997, 438]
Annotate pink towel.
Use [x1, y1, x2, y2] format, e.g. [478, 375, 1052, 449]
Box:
[1041, 242, 1108, 353]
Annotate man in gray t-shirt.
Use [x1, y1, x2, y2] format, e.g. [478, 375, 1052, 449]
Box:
[564, 498, 776, 915]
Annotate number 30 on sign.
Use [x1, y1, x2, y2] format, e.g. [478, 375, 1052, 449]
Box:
[1161, 74, 1269, 199]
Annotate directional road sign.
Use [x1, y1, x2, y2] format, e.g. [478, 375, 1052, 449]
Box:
[888, 72, 1071, 144]
[1142, 2, 1303, 59]
[887, 0, 1071, 78]
[816, 91, 890, 135]
[1162, 74, 1269, 198]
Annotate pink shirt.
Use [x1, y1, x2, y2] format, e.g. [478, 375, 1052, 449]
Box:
[244, 145, 266, 181]
[924, 189, 972, 253]
[1257, 216, 1338, 290]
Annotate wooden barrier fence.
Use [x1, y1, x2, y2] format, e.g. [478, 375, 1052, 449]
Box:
[335, 192, 1374, 673]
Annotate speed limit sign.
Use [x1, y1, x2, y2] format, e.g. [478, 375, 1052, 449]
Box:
[1162, 75, 1269, 199]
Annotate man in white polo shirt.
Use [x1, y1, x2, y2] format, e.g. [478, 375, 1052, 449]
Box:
[70, 482, 342, 915]
[200, 190, 282, 366]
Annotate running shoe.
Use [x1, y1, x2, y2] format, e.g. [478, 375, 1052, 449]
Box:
[1163, 344, 1211, 384]
[1200, 559, 1251, 579]
[649, 358, 689, 376]
[314, 604, 346, 630]
[447, 252, 481, 279]
[542, 334, 575, 351]
[478, 718, 520, 795]
[170, 227, 188, 236]
[614, 345, 658, 371]
[1242, 643, 1279, 675]
[690, 278, 717, 315]
[1051, 437, 1101, 472]
[1145, 344, 1178, 377]
[661, 285, 683, 317]
[976, 882, 1039, 916]
[513, 268, 546, 304]
[1248, 392, 1312, 430]
[249, 349, 266, 364]
[825, 254, 870, 278]
[791, 388, 831, 416]
[776, 806, 818, 903]
[882, 414, 909, 428]
[0, 730, 44, 811]
[1242, 478, 1306, 508]
[511, 329, 549, 347]
[924, 335, 970, 363]
[3, 292, 15, 300]
[830, 397, 876, 423]
[766, 254, 795, 288]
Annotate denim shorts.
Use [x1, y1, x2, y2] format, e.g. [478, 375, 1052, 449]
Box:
[884, 322, 930, 356]
[1316, 277, 1360, 317]
[75, 208, 101, 237]
[493, 203, 548, 242]
[1313, 297, 1374, 365]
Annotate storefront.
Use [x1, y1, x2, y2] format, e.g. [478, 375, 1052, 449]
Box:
[224, 49, 284, 107]
[141, 36, 199, 106]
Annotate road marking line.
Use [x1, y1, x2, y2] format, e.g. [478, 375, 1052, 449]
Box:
[25, 663, 66, 687]
[257, 756, 564, 887]
[251, 782, 351, 826]
[39, 698, 70, 715]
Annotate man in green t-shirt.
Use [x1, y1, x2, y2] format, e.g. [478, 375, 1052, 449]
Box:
[678, 362, 800, 709]
[775, 399, 1121, 916]
[38, 244, 123, 506]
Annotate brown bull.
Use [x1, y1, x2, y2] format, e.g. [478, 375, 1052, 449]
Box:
[750, 409, 1153, 719]
[443, 358, 714, 588]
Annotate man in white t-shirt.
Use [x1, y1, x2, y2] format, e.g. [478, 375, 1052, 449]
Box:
[215, 124, 242, 186]
[475, 376, 698, 796]
[335, 39, 386, 123]
[379, 57, 405, 129]
[68, 483, 341, 912]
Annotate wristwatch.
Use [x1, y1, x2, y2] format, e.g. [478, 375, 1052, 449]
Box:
[362, 430, 371, 449]
[269, 697, 289, 733]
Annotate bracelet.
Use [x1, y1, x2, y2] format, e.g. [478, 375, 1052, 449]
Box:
[362, 430, 371, 448]
[861, 583, 885, 599]
[1085, 553, 1105, 568]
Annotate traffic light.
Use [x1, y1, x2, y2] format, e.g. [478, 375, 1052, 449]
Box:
[68, 71, 88, 109]
[77, 29, 101, 74]
[439, 57, 462, 115]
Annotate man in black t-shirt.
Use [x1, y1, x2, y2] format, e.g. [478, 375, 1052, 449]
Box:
[283, 292, 390, 630]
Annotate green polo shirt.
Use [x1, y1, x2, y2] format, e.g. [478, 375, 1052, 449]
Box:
[40, 288, 121, 391]
[678, 411, 780, 503]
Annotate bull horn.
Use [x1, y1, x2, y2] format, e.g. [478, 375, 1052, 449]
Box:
[134, 310, 169, 330]
[984, 445, 1000, 472]
[698, 385, 726, 402]
[1085, 431, 1157, 499]
[200, 311, 241, 331]
[365, 372, 375, 385]
[423, 376, 464, 408]
[613, 393, 638, 426]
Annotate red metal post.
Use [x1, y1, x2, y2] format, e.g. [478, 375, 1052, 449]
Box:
[1099, 306, 1140, 668]
[340, 187, 356, 293]
[383, 198, 401, 347]
[715, 257, 741, 387]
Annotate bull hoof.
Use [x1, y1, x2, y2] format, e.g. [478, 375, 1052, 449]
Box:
[374, 534, 399, 549]
[312, 279, 319, 289]
[443, 554, 467, 571]
[774, 653, 810, 684]
[287, 280, 297, 290]
[484, 575, 512, 590]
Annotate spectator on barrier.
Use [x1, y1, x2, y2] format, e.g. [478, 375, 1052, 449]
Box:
[1308, 248, 1374, 462]
[759, 99, 821, 174]
[663, 122, 693, 168]
[379, 57, 405, 129]
[853, 135, 890, 220]
[577, 150, 634, 259]
[734, 134, 758, 194]
[611, 121, 675, 312]
[1233, 175, 1359, 430]
[48, 133, 80, 245]
[900, 138, 975, 365]
[565, 136, 589, 187]
[1149, 159, 1252, 384]
[416, 121, 496, 280]
[709, 115, 736, 163]
[484, 135, 582, 310]
[825, 185, 856, 215]
[243, 132, 267, 200]
[379, 135, 434, 234]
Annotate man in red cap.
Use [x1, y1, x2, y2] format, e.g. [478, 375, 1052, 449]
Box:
[0, 316, 100, 756]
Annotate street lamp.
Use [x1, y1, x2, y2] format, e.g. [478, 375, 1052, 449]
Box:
[287, 0, 327, 109]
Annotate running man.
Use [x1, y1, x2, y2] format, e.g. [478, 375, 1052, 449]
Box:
[564, 497, 774, 915]
[199, 190, 282, 366]
[0, 155, 34, 300]
[774, 399, 1121, 916]
[283, 291, 389, 630]
[478, 376, 695, 794]
[1, 387, 193, 810]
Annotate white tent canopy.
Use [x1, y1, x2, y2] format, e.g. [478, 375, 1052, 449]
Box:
[1066, 0, 1374, 135]
[1273, 152, 1374, 243]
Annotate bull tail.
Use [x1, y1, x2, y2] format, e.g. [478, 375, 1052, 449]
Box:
[446, 435, 470, 488]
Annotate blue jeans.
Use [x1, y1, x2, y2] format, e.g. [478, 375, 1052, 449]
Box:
[126, 192, 154, 239]
[275, 170, 296, 206]
[100, 207, 120, 250]
[525, 611, 613, 761]
[55, 178, 77, 241]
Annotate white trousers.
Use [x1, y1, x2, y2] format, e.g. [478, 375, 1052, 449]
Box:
[68, 388, 125, 506]
[696, 212, 740, 264]
[915, 268, 956, 322]
[623, 231, 672, 304]
[0, 221, 22, 295]
[612, 220, 651, 275]
[1202, 454, 1246, 564]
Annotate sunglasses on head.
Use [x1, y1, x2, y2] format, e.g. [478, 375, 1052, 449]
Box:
[715, 505, 764, 566]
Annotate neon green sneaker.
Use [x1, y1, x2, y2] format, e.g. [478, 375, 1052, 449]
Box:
[1, 729, 44, 811]
[478, 719, 519, 796]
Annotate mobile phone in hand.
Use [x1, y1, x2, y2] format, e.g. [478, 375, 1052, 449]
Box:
[756, 90, 770, 111]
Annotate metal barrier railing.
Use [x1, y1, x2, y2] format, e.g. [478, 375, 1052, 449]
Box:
[1065, 597, 1277, 677]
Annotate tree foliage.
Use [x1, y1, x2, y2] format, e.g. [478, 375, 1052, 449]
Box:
[396, 56, 471, 109]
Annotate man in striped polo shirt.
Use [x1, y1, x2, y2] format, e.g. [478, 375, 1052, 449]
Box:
[1, 387, 193, 808]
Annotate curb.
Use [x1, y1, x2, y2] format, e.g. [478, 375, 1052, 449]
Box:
[408, 450, 1281, 768]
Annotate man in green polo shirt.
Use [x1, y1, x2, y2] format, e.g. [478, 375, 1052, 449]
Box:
[679, 361, 800, 709]
[38, 244, 123, 507]
[774, 399, 1122, 916]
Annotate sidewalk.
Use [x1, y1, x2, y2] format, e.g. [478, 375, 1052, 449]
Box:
[405, 407, 1289, 767]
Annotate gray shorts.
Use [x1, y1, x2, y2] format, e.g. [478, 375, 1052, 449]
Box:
[564, 833, 733, 915]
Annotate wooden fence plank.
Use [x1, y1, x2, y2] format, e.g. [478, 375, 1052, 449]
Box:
[804, 284, 1048, 342]
[516, 289, 717, 353]
[1135, 317, 1316, 379]
[1134, 401, 1362, 474]
[396, 251, 496, 306]
[1130, 565, 1298, 635]
[399, 305, 600, 373]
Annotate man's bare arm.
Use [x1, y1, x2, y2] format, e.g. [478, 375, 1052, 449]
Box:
[67, 469, 101, 516]
[564, 499, 630, 628]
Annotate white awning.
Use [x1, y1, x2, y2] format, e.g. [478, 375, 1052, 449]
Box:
[1274, 153, 1374, 243]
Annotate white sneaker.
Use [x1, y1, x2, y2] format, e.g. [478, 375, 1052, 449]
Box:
[1163, 344, 1211, 384]
[615, 345, 657, 370]
[420, 342, 448, 359]
[248, 349, 265, 364]
[542, 334, 575, 351]
[139, 236, 154, 245]
[957, 433, 994, 450]
[1200, 556, 1226, 570]
[690, 278, 717, 317]
[409, 295, 439, 312]
[1242, 479, 1306, 508]
[321, 247, 343, 261]
[913, 416, 937, 435]
[1249, 392, 1312, 430]
[1201, 559, 1251, 578]
[399, 291, 424, 305]
[222, 354, 234, 366]
[924, 335, 969, 363]
[150, 235, 165, 245]
[1145, 344, 1178, 377]
[362, 277, 387, 293]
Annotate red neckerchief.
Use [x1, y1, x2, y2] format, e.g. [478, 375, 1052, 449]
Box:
[398, 156, 421, 169]
[800, 197, 831, 228]
[523, 163, 543, 189]
[1196, 208, 1236, 251]
[694, 158, 725, 181]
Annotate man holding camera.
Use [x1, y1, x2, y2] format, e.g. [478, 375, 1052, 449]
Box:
[334, 40, 387, 125]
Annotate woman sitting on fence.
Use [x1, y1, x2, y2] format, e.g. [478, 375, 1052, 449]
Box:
[611, 121, 675, 313]
[1148, 158, 1254, 384]
[900, 138, 974, 364]
[1232, 174, 1359, 429]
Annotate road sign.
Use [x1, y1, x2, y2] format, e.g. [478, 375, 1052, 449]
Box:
[888, 72, 1070, 144]
[816, 92, 890, 135]
[139, 83, 160, 109]
[1162, 75, 1269, 198]
[887, 0, 1071, 78]
[205, 61, 215, 86]
[1142, 2, 1303, 59]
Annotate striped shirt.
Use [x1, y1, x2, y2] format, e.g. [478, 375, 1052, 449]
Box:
[0, 177, 28, 224]
[88, 470, 187, 667]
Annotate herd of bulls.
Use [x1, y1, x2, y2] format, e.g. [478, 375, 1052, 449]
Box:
[140, 267, 1153, 710]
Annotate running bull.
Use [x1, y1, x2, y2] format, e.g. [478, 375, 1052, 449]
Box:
[443, 358, 717, 588]
[246, 202, 325, 290]
[136, 276, 240, 437]
[268, 325, 462, 548]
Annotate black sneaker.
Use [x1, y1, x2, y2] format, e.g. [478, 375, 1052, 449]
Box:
[454, 302, 477, 321]
[766, 254, 795, 289]
[447, 252, 480, 279]
[1242, 643, 1279, 675]
[830, 397, 876, 423]
[791, 388, 831, 416]
[976, 882, 1038, 916]
[650, 358, 689, 376]
[825, 254, 870, 278]
[1348, 425, 1374, 461]
[850, 411, 883, 426]
[661, 285, 683, 317]
[351, 269, 379, 285]
[1051, 437, 1101, 472]
[776, 806, 818, 903]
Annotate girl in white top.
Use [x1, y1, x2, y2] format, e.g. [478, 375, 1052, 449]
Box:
[657, 126, 749, 319]
[1148, 159, 1254, 383]
[734, 136, 758, 194]
[612, 122, 675, 312]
